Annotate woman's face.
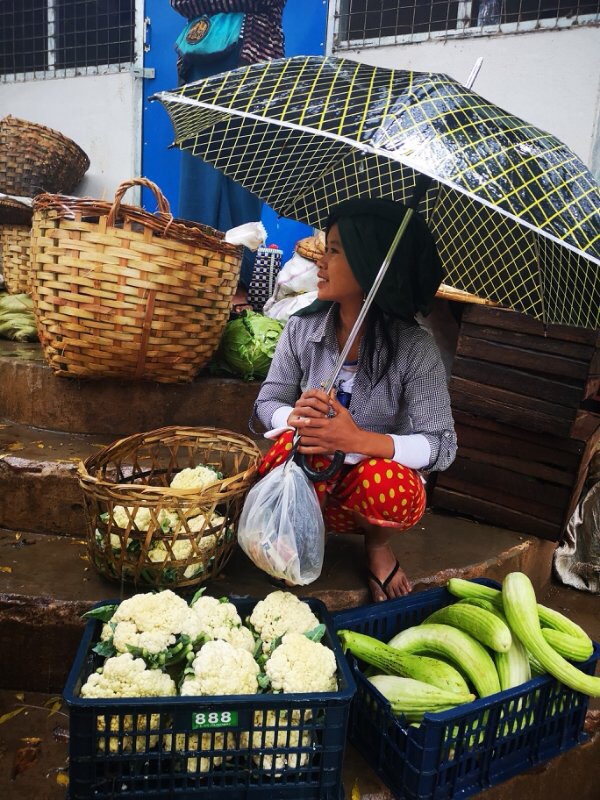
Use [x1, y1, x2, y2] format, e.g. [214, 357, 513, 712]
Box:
[316, 224, 364, 305]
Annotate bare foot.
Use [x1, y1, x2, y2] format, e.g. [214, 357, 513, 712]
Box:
[365, 543, 411, 602]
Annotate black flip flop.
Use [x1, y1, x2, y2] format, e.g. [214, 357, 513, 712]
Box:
[366, 559, 400, 602]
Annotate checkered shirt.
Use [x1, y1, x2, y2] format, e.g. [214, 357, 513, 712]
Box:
[252, 306, 457, 472]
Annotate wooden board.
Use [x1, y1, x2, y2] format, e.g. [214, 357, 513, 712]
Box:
[435, 456, 570, 517]
[452, 355, 584, 408]
[456, 330, 592, 382]
[449, 377, 577, 435]
[430, 487, 563, 541]
[458, 321, 597, 362]
[433, 411, 600, 540]
[451, 409, 586, 465]
[461, 305, 600, 347]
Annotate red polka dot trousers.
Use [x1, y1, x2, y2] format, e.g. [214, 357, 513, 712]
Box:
[258, 430, 426, 533]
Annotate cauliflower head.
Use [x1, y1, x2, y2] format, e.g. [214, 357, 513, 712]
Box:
[147, 533, 219, 580]
[180, 640, 260, 696]
[162, 731, 248, 773]
[111, 505, 154, 531]
[110, 590, 192, 654]
[264, 633, 337, 693]
[97, 713, 161, 754]
[170, 466, 220, 491]
[81, 653, 177, 699]
[249, 591, 319, 651]
[252, 709, 312, 773]
[188, 596, 255, 653]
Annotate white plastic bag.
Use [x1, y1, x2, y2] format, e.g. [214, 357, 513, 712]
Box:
[269, 253, 319, 300]
[224, 221, 267, 250]
[237, 460, 325, 585]
[263, 290, 318, 323]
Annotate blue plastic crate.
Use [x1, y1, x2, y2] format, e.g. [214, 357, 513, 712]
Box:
[332, 579, 599, 800]
[64, 596, 355, 800]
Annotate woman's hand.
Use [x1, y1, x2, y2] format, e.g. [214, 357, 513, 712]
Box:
[287, 388, 331, 428]
[293, 394, 361, 455]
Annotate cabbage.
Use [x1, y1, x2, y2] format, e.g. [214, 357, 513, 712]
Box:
[212, 311, 284, 380]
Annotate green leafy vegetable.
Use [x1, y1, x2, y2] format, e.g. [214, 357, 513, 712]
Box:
[82, 603, 119, 622]
[211, 311, 284, 380]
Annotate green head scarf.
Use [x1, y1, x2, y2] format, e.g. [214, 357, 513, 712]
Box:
[295, 198, 443, 321]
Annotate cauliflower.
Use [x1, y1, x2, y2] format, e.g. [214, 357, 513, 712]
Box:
[110, 506, 183, 532]
[264, 633, 337, 693]
[180, 640, 260, 696]
[97, 713, 162, 754]
[80, 653, 177, 699]
[189, 596, 255, 653]
[111, 505, 154, 531]
[94, 528, 132, 552]
[170, 465, 220, 491]
[252, 709, 312, 772]
[187, 513, 224, 533]
[163, 731, 248, 773]
[109, 590, 192, 655]
[248, 591, 320, 651]
[147, 533, 219, 580]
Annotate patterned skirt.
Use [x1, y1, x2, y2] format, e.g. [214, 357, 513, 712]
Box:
[258, 430, 426, 533]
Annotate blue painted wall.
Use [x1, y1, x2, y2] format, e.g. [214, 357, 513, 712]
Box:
[141, 0, 328, 263]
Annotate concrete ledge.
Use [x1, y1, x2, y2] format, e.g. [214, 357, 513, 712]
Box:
[0, 421, 264, 536]
[0, 341, 261, 435]
[0, 519, 555, 693]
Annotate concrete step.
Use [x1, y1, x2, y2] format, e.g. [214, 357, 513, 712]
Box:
[0, 340, 261, 436]
[0, 420, 267, 536]
[0, 421, 107, 536]
[0, 518, 556, 694]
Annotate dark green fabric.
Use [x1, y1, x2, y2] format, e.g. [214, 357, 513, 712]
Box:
[295, 198, 443, 320]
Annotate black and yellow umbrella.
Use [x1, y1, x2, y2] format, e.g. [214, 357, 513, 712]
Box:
[154, 55, 600, 329]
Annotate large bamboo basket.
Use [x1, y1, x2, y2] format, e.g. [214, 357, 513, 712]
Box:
[0, 115, 89, 196]
[1, 224, 32, 294]
[30, 178, 244, 382]
[78, 426, 262, 590]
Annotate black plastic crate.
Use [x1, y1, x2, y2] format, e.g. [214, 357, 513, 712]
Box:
[64, 597, 355, 799]
[332, 579, 599, 800]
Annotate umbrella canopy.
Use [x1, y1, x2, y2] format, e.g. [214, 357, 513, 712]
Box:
[154, 55, 600, 329]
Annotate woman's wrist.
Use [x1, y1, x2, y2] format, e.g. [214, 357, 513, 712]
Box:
[355, 430, 395, 459]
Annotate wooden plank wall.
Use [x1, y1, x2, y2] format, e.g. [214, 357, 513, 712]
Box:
[431, 305, 600, 541]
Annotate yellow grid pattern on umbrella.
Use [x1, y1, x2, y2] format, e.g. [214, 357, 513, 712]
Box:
[156, 56, 600, 328]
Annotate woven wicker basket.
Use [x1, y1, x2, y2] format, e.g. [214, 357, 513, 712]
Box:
[1, 224, 32, 294]
[78, 426, 262, 589]
[295, 232, 325, 262]
[0, 115, 90, 196]
[30, 178, 244, 382]
[0, 196, 34, 226]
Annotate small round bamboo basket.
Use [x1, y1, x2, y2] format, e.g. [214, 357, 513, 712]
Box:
[30, 178, 244, 382]
[0, 115, 89, 196]
[78, 426, 262, 590]
[1, 224, 32, 294]
[295, 232, 325, 262]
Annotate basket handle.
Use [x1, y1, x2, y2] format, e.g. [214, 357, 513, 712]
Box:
[107, 177, 171, 227]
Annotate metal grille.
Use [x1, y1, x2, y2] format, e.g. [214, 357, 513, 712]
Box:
[0, 0, 136, 81]
[333, 0, 600, 48]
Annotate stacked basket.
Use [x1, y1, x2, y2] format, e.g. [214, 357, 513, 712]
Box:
[0, 115, 90, 295]
[0, 197, 33, 294]
[31, 178, 244, 382]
